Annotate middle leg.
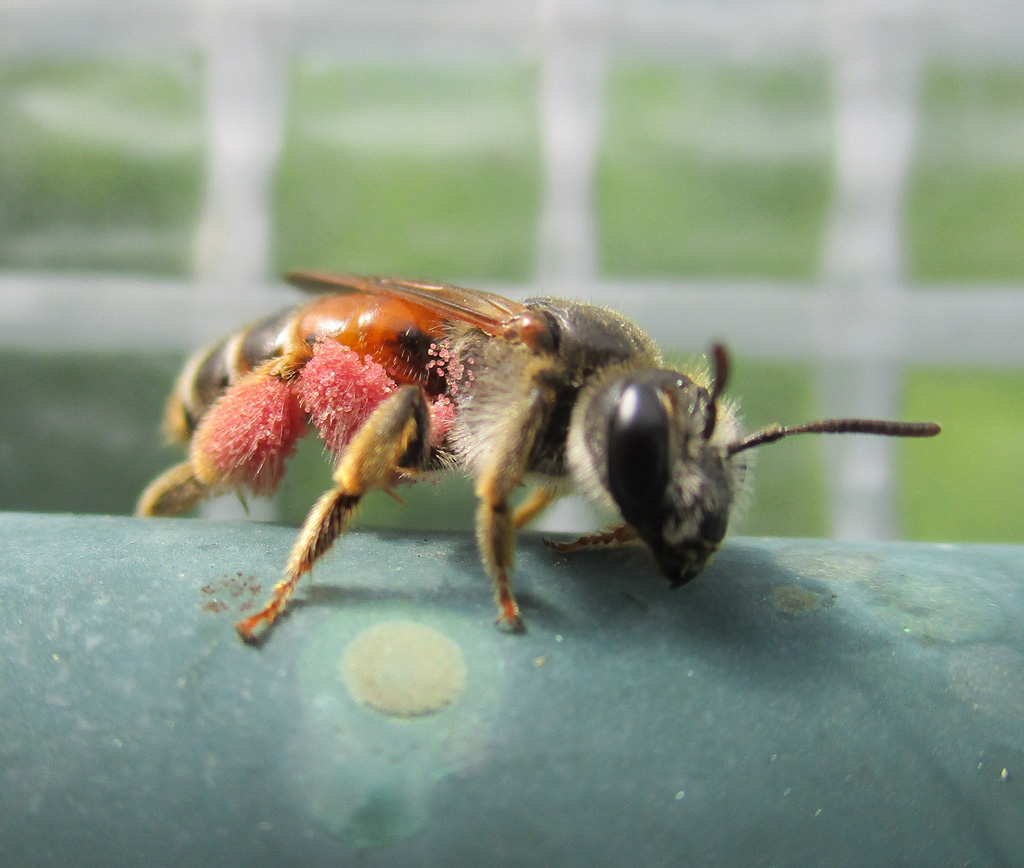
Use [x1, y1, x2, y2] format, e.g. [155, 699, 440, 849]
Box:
[512, 484, 561, 529]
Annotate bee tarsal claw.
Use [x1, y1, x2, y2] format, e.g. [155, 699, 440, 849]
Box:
[495, 613, 527, 635]
[235, 613, 273, 645]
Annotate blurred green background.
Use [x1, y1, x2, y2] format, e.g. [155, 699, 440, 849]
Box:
[1, 56, 1021, 542]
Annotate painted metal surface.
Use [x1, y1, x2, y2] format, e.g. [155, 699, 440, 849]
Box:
[0, 513, 1021, 866]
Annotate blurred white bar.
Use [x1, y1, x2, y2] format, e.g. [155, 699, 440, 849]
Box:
[817, 5, 922, 539]
[3, 275, 1024, 364]
[535, 0, 605, 288]
[194, 0, 289, 289]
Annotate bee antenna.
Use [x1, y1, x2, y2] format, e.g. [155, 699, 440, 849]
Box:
[727, 418, 942, 457]
[703, 343, 730, 439]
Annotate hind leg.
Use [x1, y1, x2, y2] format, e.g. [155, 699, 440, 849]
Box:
[236, 385, 432, 644]
[136, 359, 307, 518]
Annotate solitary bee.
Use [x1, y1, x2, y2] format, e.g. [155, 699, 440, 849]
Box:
[138, 273, 940, 642]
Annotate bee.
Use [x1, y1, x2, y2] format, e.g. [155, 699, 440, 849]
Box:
[137, 272, 941, 643]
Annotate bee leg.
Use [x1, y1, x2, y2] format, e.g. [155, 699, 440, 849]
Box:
[476, 496, 524, 634]
[140, 359, 308, 518]
[546, 523, 637, 553]
[512, 485, 559, 529]
[474, 383, 553, 634]
[236, 385, 431, 644]
[136, 461, 211, 517]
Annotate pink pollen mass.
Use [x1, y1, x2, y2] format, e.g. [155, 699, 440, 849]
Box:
[428, 396, 457, 445]
[192, 372, 305, 494]
[294, 340, 399, 456]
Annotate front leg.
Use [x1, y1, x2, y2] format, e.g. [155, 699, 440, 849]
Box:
[546, 523, 637, 553]
[473, 377, 555, 633]
[236, 385, 431, 643]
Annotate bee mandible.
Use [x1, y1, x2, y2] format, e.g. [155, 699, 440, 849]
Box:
[137, 272, 941, 642]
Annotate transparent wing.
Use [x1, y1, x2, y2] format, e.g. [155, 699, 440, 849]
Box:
[287, 271, 532, 336]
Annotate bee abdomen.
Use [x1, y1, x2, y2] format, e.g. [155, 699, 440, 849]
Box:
[165, 305, 300, 441]
[239, 307, 296, 372]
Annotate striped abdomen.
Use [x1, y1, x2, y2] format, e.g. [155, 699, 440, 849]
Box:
[163, 293, 450, 443]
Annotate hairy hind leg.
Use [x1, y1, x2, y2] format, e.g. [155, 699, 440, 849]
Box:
[137, 356, 308, 517]
[236, 385, 431, 644]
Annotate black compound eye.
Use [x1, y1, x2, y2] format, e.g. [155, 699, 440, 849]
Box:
[607, 382, 670, 521]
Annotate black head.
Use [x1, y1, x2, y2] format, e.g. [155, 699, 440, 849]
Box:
[572, 344, 940, 589]
[593, 367, 738, 586]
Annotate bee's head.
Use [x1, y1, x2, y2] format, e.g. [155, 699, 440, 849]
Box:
[571, 347, 743, 587]
[604, 369, 736, 584]
[569, 343, 940, 587]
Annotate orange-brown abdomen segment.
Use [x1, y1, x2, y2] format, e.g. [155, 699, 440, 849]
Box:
[295, 294, 448, 394]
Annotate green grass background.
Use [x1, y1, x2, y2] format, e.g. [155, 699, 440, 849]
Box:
[597, 65, 833, 279]
[906, 66, 1024, 281]
[0, 59, 204, 275]
[272, 62, 542, 281]
[0, 57, 1021, 542]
